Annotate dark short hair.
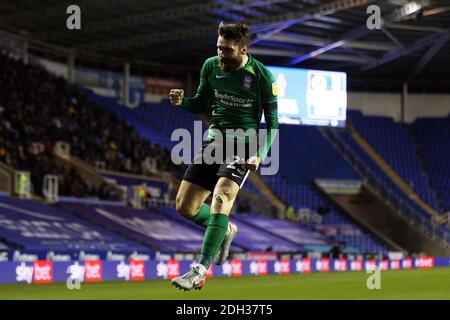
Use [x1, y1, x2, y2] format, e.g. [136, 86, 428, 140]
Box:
[218, 22, 251, 48]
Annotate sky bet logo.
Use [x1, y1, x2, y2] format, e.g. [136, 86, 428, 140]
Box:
[221, 260, 243, 277]
[16, 261, 54, 284]
[116, 260, 145, 281]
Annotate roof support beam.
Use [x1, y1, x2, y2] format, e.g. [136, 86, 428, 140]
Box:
[251, 0, 372, 45]
[265, 33, 397, 51]
[407, 31, 449, 80]
[383, 22, 447, 33]
[251, 20, 302, 45]
[288, 25, 368, 65]
[287, 0, 430, 65]
[78, 0, 370, 52]
[360, 30, 449, 72]
[381, 27, 403, 49]
[250, 47, 371, 63]
[82, 0, 288, 34]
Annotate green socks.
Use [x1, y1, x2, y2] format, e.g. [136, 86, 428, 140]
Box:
[190, 206, 230, 270]
[199, 213, 229, 270]
[190, 203, 211, 228]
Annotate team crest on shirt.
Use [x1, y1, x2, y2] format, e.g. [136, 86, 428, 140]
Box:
[272, 82, 278, 96]
[243, 76, 252, 91]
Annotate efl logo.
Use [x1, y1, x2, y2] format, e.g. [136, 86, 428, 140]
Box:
[130, 260, 145, 281]
[418, 256, 435, 269]
[33, 260, 53, 284]
[84, 260, 102, 282]
[167, 259, 180, 279]
[231, 259, 242, 276]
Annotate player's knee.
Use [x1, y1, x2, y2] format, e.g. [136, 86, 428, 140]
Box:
[212, 189, 232, 211]
[175, 194, 198, 218]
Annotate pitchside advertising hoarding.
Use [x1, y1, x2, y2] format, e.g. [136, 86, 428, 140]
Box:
[0, 257, 447, 284]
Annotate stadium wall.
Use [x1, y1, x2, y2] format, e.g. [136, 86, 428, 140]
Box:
[348, 92, 450, 123]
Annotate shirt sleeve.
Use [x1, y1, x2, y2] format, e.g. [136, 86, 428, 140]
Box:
[257, 68, 279, 161]
[181, 59, 213, 114]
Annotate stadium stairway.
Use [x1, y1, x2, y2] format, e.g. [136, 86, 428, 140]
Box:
[347, 124, 443, 223]
[0, 162, 14, 194]
[247, 173, 286, 218]
[53, 151, 125, 199]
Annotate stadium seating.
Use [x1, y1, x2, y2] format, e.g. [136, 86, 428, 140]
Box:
[0, 195, 149, 254]
[331, 124, 449, 243]
[82, 90, 175, 150]
[258, 123, 390, 254]
[57, 202, 211, 253]
[59, 204, 304, 253]
[410, 116, 450, 211]
[347, 110, 441, 212]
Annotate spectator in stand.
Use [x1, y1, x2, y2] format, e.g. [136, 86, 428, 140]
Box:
[0, 51, 186, 198]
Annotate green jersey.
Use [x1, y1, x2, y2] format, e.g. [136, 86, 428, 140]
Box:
[181, 55, 278, 160]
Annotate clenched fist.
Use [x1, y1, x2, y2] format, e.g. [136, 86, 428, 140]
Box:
[169, 89, 184, 106]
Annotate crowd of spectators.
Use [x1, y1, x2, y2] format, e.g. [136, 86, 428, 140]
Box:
[0, 51, 185, 198]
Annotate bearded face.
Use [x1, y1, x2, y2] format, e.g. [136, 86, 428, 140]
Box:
[220, 55, 243, 72]
[217, 36, 246, 72]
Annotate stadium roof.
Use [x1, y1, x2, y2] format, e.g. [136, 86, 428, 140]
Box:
[1, 0, 450, 91]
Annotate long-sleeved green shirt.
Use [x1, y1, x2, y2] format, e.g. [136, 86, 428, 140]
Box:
[182, 55, 278, 160]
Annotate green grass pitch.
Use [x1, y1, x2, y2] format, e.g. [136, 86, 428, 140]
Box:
[0, 268, 449, 300]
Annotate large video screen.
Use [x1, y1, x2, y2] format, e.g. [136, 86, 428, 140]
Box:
[267, 66, 347, 127]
